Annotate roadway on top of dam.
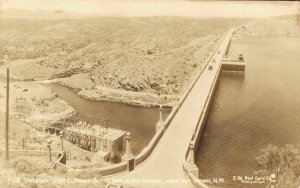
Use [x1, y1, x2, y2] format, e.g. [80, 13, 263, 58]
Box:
[112, 30, 233, 188]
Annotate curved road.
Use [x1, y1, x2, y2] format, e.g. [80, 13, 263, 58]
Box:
[110, 31, 233, 188]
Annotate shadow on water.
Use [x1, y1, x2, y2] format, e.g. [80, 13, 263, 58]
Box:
[221, 71, 245, 79]
[47, 83, 171, 154]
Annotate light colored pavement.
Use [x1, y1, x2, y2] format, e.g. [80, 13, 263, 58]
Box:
[110, 31, 233, 188]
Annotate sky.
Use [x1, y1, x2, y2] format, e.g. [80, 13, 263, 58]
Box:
[0, 0, 299, 18]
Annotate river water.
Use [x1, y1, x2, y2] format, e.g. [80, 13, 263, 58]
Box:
[48, 84, 171, 155]
[196, 36, 300, 187]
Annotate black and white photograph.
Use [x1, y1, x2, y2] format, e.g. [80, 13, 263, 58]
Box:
[0, 0, 300, 188]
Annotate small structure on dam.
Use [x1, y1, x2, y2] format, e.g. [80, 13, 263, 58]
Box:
[221, 53, 246, 71]
[156, 105, 165, 132]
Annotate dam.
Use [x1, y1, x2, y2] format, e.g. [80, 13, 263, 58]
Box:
[100, 29, 246, 188]
[42, 29, 245, 188]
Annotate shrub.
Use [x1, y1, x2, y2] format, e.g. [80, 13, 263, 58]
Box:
[13, 159, 46, 175]
[254, 144, 300, 187]
[146, 49, 153, 55]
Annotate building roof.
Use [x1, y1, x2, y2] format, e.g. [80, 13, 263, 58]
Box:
[65, 121, 126, 141]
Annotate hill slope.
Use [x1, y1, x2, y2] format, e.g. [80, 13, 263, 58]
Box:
[0, 16, 249, 105]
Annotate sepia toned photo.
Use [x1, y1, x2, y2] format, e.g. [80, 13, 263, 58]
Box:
[0, 0, 300, 187]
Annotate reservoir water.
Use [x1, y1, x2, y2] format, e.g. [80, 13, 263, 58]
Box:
[196, 36, 300, 187]
[48, 84, 171, 154]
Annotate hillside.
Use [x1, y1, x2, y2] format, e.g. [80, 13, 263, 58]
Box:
[0, 16, 249, 105]
[234, 14, 300, 38]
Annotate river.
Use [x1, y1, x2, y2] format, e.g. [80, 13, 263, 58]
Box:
[48, 83, 171, 155]
[196, 36, 300, 187]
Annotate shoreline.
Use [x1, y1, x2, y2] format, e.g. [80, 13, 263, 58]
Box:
[56, 81, 177, 108]
[0, 74, 176, 108]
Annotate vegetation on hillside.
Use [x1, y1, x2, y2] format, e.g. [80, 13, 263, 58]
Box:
[0, 17, 249, 95]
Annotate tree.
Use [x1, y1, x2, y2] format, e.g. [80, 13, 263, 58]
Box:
[254, 144, 300, 188]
